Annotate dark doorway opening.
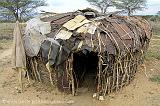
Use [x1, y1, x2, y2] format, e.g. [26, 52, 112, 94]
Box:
[73, 51, 98, 93]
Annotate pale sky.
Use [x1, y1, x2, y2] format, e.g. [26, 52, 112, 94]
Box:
[39, 0, 160, 15]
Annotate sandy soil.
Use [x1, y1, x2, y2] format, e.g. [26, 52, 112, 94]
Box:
[0, 46, 160, 106]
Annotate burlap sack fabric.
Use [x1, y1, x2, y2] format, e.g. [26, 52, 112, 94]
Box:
[12, 21, 27, 92]
[12, 21, 26, 69]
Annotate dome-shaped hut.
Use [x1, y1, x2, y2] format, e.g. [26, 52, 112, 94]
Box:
[23, 8, 152, 99]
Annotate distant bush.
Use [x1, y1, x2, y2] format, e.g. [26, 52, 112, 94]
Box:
[0, 20, 16, 23]
[0, 19, 28, 23]
[0, 35, 13, 40]
[141, 15, 160, 36]
[150, 75, 160, 84]
[142, 15, 160, 22]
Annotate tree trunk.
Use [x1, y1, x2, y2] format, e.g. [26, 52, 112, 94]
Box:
[13, 12, 19, 21]
[15, 0, 19, 21]
[15, 13, 19, 21]
[128, 11, 131, 16]
[128, 8, 131, 16]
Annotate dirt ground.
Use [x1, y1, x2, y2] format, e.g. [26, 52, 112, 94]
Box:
[0, 35, 160, 106]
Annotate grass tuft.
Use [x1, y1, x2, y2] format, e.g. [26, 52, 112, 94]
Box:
[150, 75, 160, 84]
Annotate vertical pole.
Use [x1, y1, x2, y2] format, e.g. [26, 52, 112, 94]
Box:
[70, 53, 75, 95]
[97, 55, 102, 93]
[17, 67, 23, 92]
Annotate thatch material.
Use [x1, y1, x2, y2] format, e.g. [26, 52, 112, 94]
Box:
[24, 9, 152, 98]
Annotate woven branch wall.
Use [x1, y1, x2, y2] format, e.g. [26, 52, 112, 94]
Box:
[25, 9, 152, 97]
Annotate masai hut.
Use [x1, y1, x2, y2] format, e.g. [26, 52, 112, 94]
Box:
[23, 8, 152, 98]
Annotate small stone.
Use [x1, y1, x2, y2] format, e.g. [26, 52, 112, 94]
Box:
[124, 95, 127, 97]
[17, 89, 21, 93]
[25, 84, 31, 88]
[15, 87, 18, 90]
[15, 87, 21, 93]
[92, 93, 97, 98]
[99, 96, 104, 101]
[148, 91, 154, 95]
[66, 100, 74, 104]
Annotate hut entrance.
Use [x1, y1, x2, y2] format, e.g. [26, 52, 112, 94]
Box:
[73, 51, 98, 92]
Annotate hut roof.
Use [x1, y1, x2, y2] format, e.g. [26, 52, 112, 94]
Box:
[23, 8, 152, 66]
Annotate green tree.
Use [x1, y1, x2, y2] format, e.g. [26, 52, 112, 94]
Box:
[0, 0, 47, 21]
[86, 0, 113, 13]
[113, 0, 147, 16]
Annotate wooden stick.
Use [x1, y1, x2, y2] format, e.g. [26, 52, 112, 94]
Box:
[97, 55, 102, 94]
[17, 67, 23, 92]
[34, 58, 42, 82]
[104, 76, 109, 95]
[25, 68, 31, 84]
[116, 62, 119, 92]
[49, 71, 54, 86]
[46, 62, 54, 86]
[112, 63, 116, 92]
[31, 58, 38, 81]
[108, 77, 111, 94]
[121, 55, 128, 88]
[127, 56, 131, 84]
[70, 53, 75, 95]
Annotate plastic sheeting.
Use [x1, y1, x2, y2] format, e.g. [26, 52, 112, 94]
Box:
[24, 17, 51, 57]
